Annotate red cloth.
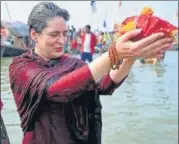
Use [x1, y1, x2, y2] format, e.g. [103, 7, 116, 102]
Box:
[119, 15, 178, 41]
[72, 39, 77, 49]
[9, 49, 127, 144]
[81, 33, 97, 54]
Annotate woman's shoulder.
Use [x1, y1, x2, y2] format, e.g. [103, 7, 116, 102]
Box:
[10, 52, 34, 67]
[9, 51, 43, 76]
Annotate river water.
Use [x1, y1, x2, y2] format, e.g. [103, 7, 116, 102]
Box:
[1, 51, 178, 144]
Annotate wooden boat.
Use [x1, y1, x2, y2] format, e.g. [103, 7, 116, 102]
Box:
[1, 21, 31, 57]
[1, 44, 29, 57]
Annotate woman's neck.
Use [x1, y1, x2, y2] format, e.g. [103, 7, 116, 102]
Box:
[34, 47, 50, 61]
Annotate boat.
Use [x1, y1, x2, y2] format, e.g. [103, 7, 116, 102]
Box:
[1, 20, 31, 57]
[1, 43, 29, 57]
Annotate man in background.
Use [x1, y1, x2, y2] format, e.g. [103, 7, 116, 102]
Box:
[80, 25, 97, 62]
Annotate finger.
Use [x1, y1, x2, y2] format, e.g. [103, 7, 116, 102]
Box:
[156, 54, 164, 60]
[120, 29, 142, 42]
[144, 46, 167, 58]
[145, 54, 163, 59]
[140, 38, 173, 56]
[143, 44, 170, 58]
[148, 42, 171, 56]
[134, 32, 165, 50]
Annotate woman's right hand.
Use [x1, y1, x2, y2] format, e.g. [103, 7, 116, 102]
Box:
[115, 29, 173, 59]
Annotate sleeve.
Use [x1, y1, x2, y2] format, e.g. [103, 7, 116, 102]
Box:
[10, 59, 96, 105]
[97, 72, 128, 96]
[46, 65, 96, 103]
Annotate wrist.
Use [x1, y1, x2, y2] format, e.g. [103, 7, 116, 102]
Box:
[123, 58, 136, 64]
[108, 43, 124, 70]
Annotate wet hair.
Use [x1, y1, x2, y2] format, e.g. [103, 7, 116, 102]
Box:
[85, 25, 91, 30]
[28, 2, 70, 33]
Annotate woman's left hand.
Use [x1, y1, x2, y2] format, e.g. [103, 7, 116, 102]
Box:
[134, 36, 173, 59]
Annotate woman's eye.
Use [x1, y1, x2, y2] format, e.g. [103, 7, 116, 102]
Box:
[48, 32, 58, 37]
[50, 34, 58, 37]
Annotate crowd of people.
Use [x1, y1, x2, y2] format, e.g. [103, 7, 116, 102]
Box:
[63, 24, 114, 60]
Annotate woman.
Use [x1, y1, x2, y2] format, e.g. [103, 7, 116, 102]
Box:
[0, 99, 10, 144]
[8, 2, 173, 144]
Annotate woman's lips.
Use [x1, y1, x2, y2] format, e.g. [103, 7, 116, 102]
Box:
[55, 48, 62, 52]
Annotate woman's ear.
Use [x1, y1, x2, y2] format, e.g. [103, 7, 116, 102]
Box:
[30, 29, 38, 43]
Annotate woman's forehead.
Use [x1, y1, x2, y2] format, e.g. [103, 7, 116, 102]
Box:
[45, 17, 68, 32]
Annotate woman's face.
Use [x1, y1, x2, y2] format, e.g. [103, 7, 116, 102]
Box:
[32, 17, 68, 60]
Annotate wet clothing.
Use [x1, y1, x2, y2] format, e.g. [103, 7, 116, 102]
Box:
[9, 49, 127, 144]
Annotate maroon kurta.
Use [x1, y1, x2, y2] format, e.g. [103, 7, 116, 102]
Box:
[9, 49, 127, 144]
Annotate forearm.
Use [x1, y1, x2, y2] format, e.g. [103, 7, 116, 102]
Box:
[97, 59, 135, 95]
[88, 52, 111, 82]
[109, 59, 136, 84]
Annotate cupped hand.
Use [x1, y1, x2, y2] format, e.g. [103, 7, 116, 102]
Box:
[115, 29, 173, 59]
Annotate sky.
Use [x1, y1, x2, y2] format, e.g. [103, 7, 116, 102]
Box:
[1, 1, 178, 31]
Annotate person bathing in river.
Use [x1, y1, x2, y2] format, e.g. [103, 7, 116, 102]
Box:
[97, 31, 105, 55]
[9, 2, 173, 144]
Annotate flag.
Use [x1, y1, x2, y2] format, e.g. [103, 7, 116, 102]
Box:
[103, 20, 107, 28]
[119, 1, 122, 8]
[91, 1, 96, 14]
